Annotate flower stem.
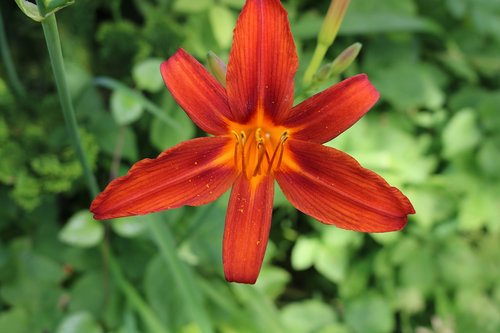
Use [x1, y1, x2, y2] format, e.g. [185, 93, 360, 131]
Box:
[149, 214, 214, 333]
[0, 8, 26, 99]
[40, 13, 99, 198]
[41, 13, 168, 333]
[302, 44, 328, 87]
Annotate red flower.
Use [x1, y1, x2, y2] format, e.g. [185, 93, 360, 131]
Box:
[90, 0, 415, 284]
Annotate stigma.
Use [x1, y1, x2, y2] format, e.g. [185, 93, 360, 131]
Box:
[231, 126, 289, 179]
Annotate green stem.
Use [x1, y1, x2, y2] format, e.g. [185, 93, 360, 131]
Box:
[41, 14, 99, 198]
[108, 248, 170, 333]
[41, 13, 168, 333]
[302, 44, 328, 87]
[0, 8, 26, 99]
[149, 215, 214, 333]
[94, 76, 183, 131]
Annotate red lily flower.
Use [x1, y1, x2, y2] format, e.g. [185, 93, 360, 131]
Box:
[90, 0, 415, 284]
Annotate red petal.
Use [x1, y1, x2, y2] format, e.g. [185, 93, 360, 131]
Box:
[275, 140, 414, 232]
[91, 137, 237, 220]
[282, 74, 380, 143]
[161, 49, 233, 135]
[223, 175, 274, 284]
[226, 0, 298, 123]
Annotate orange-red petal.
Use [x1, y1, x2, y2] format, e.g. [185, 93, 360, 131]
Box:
[161, 49, 233, 135]
[275, 140, 414, 232]
[91, 137, 237, 220]
[282, 74, 380, 143]
[226, 0, 298, 123]
[223, 175, 274, 284]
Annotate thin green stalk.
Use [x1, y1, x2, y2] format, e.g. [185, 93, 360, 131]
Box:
[41, 13, 168, 333]
[41, 13, 99, 198]
[302, 44, 328, 87]
[149, 215, 214, 333]
[94, 76, 182, 131]
[0, 8, 26, 99]
[108, 249, 170, 333]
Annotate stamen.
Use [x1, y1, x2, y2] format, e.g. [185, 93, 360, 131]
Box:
[268, 130, 289, 171]
[240, 131, 247, 177]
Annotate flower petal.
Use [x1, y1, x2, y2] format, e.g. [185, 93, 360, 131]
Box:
[275, 140, 414, 232]
[226, 0, 298, 123]
[282, 74, 379, 143]
[91, 137, 237, 220]
[161, 49, 233, 135]
[223, 175, 274, 284]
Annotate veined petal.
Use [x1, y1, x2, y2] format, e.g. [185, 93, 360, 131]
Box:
[283, 74, 379, 143]
[223, 175, 274, 284]
[226, 0, 298, 123]
[161, 49, 233, 135]
[275, 140, 414, 232]
[91, 137, 237, 220]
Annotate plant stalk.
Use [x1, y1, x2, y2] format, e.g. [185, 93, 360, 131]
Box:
[41, 13, 99, 198]
[0, 8, 26, 99]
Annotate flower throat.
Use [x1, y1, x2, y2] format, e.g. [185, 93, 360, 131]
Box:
[232, 127, 288, 179]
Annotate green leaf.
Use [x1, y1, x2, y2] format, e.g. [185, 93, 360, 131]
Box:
[209, 5, 236, 48]
[0, 307, 29, 333]
[149, 103, 195, 151]
[442, 108, 481, 158]
[111, 89, 144, 126]
[291, 237, 318, 270]
[345, 293, 394, 333]
[173, 0, 213, 13]
[341, 12, 440, 35]
[56, 312, 103, 333]
[59, 211, 104, 248]
[111, 216, 148, 238]
[14, 0, 43, 22]
[132, 58, 164, 93]
[281, 299, 337, 333]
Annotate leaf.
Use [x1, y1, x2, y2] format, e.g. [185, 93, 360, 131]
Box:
[345, 293, 394, 333]
[291, 237, 318, 270]
[0, 307, 29, 333]
[442, 108, 481, 158]
[132, 58, 164, 93]
[149, 102, 195, 151]
[111, 89, 144, 126]
[281, 299, 337, 333]
[209, 5, 236, 48]
[59, 211, 104, 248]
[173, 0, 213, 13]
[56, 312, 103, 333]
[341, 12, 440, 35]
[111, 216, 148, 238]
[14, 0, 43, 21]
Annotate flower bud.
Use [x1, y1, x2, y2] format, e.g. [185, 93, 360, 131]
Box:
[318, 0, 351, 48]
[329, 42, 362, 77]
[207, 51, 227, 87]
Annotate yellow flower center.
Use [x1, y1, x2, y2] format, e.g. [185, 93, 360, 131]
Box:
[231, 124, 289, 179]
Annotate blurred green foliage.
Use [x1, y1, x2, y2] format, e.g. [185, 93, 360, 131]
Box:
[1, 0, 499, 332]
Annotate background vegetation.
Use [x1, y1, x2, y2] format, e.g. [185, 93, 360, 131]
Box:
[1, 0, 499, 332]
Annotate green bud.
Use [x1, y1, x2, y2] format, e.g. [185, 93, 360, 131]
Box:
[15, 0, 43, 22]
[15, 0, 74, 22]
[207, 51, 227, 87]
[329, 42, 362, 77]
[318, 0, 351, 48]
